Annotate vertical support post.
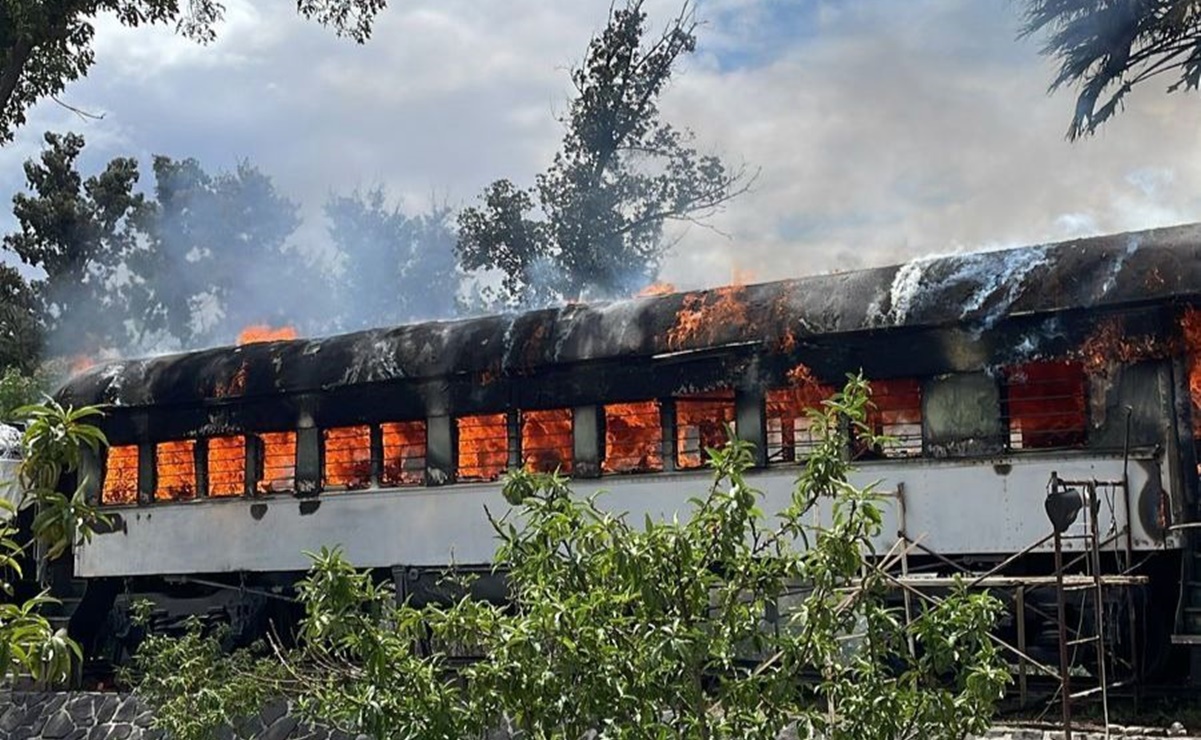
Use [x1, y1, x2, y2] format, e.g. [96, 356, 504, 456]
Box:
[660, 399, 677, 473]
[79, 446, 103, 506]
[426, 416, 454, 486]
[137, 442, 156, 505]
[1016, 585, 1028, 708]
[244, 434, 263, 497]
[896, 483, 915, 658]
[295, 426, 322, 496]
[1054, 529, 1073, 740]
[369, 424, 384, 488]
[193, 438, 209, 498]
[572, 405, 604, 478]
[734, 389, 767, 468]
[1087, 482, 1110, 732]
[507, 410, 522, 472]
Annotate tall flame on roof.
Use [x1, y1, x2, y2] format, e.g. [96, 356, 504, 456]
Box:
[237, 324, 298, 345]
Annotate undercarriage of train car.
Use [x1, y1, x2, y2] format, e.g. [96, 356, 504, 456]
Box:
[43, 228, 1201, 691]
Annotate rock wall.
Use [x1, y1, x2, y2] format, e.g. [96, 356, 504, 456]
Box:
[0, 692, 358, 740]
[2, 691, 1199, 740]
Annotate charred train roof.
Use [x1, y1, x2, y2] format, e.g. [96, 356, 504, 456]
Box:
[57, 222, 1201, 410]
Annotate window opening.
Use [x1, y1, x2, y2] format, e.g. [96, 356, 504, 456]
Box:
[675, 390, 735, 470]
[258, 431, 296, 493]
[863, 379, 923, 459]
[208, 436, 245, 497]
[102, 445, 139, 504]
[521, 409, 573, 474]
[156, 440, 197, 501]
[766, 382, 835, 463]
[382, 421, 426, 487]
[323, 426, 373, 491]
[603, 401, 663, 474]
[1005, 361, 1087, 450]
[457, 414, 508, 482]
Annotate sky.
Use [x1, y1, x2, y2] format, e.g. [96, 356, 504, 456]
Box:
[2, 0, 1200, 293]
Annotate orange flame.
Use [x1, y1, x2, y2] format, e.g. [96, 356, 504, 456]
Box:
[382, 421, 426, 486]
[324, 426, 373, 490]
[1182, 308, 1201, 436]
[258, 431, 296, 493]
[457, 414, 508, 482]
[237, 324, 298, 345]
[666, 285, 748, 350]
[1005, 361, 1086, 449]
[101, 445, 139, 504]
[675, 390, 736, 469]
[208, 436, 246, 496]
[69, 355, 96, 375]
[603, 401, 663, 474]
[522, 409, 573, 473]
[637, 282, 676, 297]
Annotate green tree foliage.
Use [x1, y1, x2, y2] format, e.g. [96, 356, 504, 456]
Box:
[1, 399, 109, 685]
[325, 187, 460, 328]
[456, 1, 752, 308]
[3, 131, 151, 355]
[3, 133, 320, 354]
[137, 155, 305, 347]
[0, 0, 387, 144]
[131, 376, 1008, 740]
[0, 265, 43, 374]
[1023, 0, 1201, 139]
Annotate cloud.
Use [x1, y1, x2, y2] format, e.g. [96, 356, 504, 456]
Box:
[2, 0, 1200, 303]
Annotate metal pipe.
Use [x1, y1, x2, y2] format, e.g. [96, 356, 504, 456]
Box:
[1054, 528, 1073, 739]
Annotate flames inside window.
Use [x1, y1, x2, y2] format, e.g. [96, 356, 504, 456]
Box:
[156, 440, 197, 501]
[603, 401, 663, 474]
[675, 391, 736, 469]
[382, 421, 426, 486]
[457, 414, 508, 482]
[766, 383, 834, 463]
[864, 379, 923, 458]
[324, 426, 373, 491]
[102, 445, 139, 504]
[522, 409, 573, 474]
[258, 431, 296, 493]
[1005, 361, 1087, 450]
[208, 436, 245, 497]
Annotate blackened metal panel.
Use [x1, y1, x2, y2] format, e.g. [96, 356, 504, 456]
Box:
[922, 373, 1005, 458]
[296, 427, 322, 496]
[426, 416, 453, 486]
[735, 390, 767, 468]
[572, 406, 603, 479]
[137, 444, 155, 505]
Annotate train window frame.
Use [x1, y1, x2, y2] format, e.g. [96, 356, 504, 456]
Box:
[520, 408, 574, 475]
[921, 372, 1006, 458]
[100, 444, 139, 505]
[602, 400, 664, 475]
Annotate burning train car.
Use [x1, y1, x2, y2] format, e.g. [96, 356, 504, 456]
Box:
[47, 222, 1201, 679]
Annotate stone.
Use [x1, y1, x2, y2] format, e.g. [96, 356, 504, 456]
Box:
[112, 698, 139, 724]
[41, 709, 75, 739]
[262, 715, 300, 740]
[260, 700, 288, 727]
[95, 694, 121, 724]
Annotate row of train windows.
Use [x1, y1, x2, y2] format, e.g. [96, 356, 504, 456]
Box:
[98, 361, 1089, 504]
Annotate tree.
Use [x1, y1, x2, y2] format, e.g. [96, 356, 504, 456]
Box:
[130, 376, 1008, 740]
[138, 155, 307, 347]
[4, 134, 320, 355]
[0, 0, 387, 145]
[325, 187, 460, 329]
[0, 265, 43, 374]
[456, 1, 752, 308]
[1, 400, 110, 687]
[3, 131, 151, 356]
[1022, 1, 1201, 139]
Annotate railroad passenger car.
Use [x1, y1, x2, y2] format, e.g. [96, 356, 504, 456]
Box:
[50, 222, 1201, 681]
